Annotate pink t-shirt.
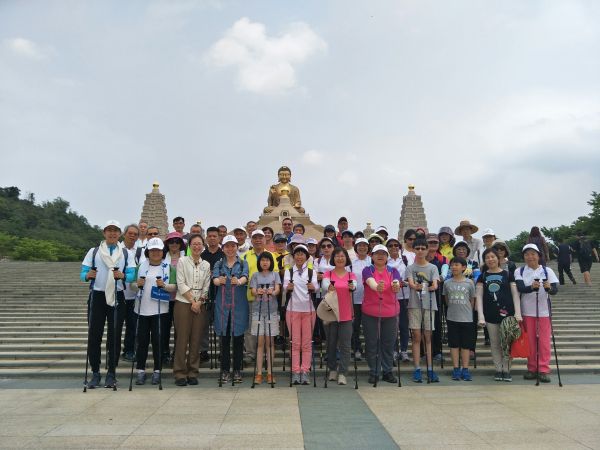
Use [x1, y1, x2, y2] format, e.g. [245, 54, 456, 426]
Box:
[323, 270, 357, 322]
[361, 265, 401, 318]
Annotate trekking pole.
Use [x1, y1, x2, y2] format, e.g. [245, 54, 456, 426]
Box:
[251, 285, 264, 388]
[112, 268, 119, 391]
[288, 284, 294, 388]
[546, 287, 563, 387]
[218, 280, 225, 388]
[535, 278, 540, 387]
[394, 280, 401, 388]
[231, 282, 236, 387]
[156, 275, 163, 391]
[318, 273, 324, 369]
[309, 291, 317, 388]
[350, 281, 359, 390]
[128, 276, 145, 391]
[83, 265, 97, 393]
[324, 279, 334, 389]
[374, 283, 383, 388]
[428, 286, 433, 383]
[266, 288, 275, 388]
[416, 276, 430, 384]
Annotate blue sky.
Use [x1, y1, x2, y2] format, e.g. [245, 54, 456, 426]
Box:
[1, 0, 599, 239]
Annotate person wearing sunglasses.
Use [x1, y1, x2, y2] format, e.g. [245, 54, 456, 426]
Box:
[403, 229, 417, 264]
[386, 238, 410, 363]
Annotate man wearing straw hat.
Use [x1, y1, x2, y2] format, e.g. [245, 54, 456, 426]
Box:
[455, 220, 484, 266]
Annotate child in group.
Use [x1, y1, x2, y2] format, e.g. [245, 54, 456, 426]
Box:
[249, 252, 281, 385]
[406, 238, 440, 383]
[283, 245, 318, 385]
[443, 257, 476, 381]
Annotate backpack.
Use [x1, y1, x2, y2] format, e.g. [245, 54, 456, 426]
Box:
[519, 265, 548, 280]
[135, 246, 144, 265]
[285, 266, 314, 304]
[579, 239, 593, 259]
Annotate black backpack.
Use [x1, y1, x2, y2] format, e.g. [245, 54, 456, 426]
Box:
[580, 239, 593, 259]
[285, 266, 314, 305]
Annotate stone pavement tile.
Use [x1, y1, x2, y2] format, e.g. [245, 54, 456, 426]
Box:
[25, 436, 128, 449]
[210, 433, 304, 449]
[387, 430, 489, 447]
[65, 413, 152, 426]
[303, 431, 399, 450]
[133, 421, 222, 436]
[11, 394, 103, 416]
[143, 414, 225, 427]
[120, 434, 216, 449]
[219, 414, 303, 435]
[45, 423, 139, 437]
[475, 429, 584, 448]
[400, 445, 494, 450]
[227, 397, 300, 416]
[379, 417, 470, 433]
[0, 436, 38, 449]
[0, 415, 66, 436]
[571, 400, 600, 414]
[459, 415, 550, 433]
[559, 428, 600, 449]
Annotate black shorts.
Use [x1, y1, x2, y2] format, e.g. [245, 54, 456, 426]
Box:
[447, 320, 476, 349]
[579, 259, 593, 273]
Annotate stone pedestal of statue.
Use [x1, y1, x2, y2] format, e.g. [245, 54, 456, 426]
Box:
[257, 192, 324, 240]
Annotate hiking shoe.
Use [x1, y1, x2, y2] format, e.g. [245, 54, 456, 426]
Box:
[368, 374, 378, 384]
[503, 372, 513, 382]
[412, 368, 423, 383]
[539, 373, 551, 383]
[400, 351, 410, 362]
[451, 368, 461, 381]
[428, 370, 440, 383]
[219, 372, 231, 384]
[461, 368, 472, 381]
[328, 370, 337, 381]
[266, 374, 276, 384]
[199, 351, 210, 363]
[104, 372, 117, 388]
[175, 378, 187, 386]
[382, 372, 397, 384]
[151, 372, 161, 385]
[393, 351, 399, 363]
[233, 371, 243, 383]
[253, 374, 263, 385]
[87, 372, 101, 389]
[187, 377, 198, 385]
[523, 371, 537, 380]
[494, 371, 503, 381]
[301, 372, 310, 385]
[135, 371, 146, 385]
[292, 373, 301, 385]
[337, 374, 347, 385]
[354, 350, 362, 361]
[433, 353, 442, 362]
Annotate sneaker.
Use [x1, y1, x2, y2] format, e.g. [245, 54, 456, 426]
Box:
[266, 374, 276, 384]
[253, 374, 263, 385]
[104, 372, 117, 388]
[461, 368, 472, 381]
[219, 372, 231, 383]
[433, 353, 442, 362]
[382, 372, 397, 384]
[412, 368, 423, 383]
[523, 371, 537, 380]
[199, 351, 210, 363]
[337, 374, 347, 385]
[122, 351, 135, 362]
[233, 371, 243, 383]
[301, 372, 310, 385]
[87, 372, 101, 389]
[539, 373, 551, 383]
[292, 372, 301, 385]
[175, 378, 187, 386]
[427, 370, 440, 383]
[484, 338, 491, 346]
[400, 351, 410, 362]
[494, 371, 503, 381]
[187, 377, 198, 385]
[354, 351, 362, 361]
[451, 368, 461, 381]
[151, 372, 161, 385]
[503, 372, 513, 382]
[368, 374, 378, 384]
[135, 371, 146, 385]
[393, 351, 399, 363]
[328, 370, 337, 381]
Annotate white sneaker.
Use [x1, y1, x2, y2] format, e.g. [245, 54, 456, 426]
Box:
[337, 374, 347, 385]
[328, 370, 337, 381]
[401, 351, 410, 362]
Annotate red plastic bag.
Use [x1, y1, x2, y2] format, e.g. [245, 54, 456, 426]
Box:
[510, 324, 529, 359]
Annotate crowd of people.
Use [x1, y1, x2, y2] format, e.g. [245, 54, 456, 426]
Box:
[80, 215, 597, 390]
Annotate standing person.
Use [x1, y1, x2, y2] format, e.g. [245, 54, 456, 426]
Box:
[406, 238, 440, 383]
[262, 226, 275, 252]
[438, 227, 455, 260]
[341, 230, 356, 260]
[336, 216, 349, 246]
[452, 241, 480, 358]
[515, 244, 559, 382]
[306, 238, 318, 260]
[572, 233, 599, 286]
[323, 225, 337, 242]
[476, 248, 522, 382]
[425, 233, 448, 361]
[135, 221, 148, 249]
[120, 224, 140, 362]
[293, 223, 306, 236]
[403, 229, 417, 264]
[233, 227, 250, 256]
[174, 234, 211, 386]
[351, 238, 371, 360]
[81, 220, 136, 389]
[481, 229, 497, 250]
[375, 226, 389, 242]
[172, 217, 187, 243]
[162, 231, 186, 364]
[527, 226, 550, 265]
[314, 237, 335, 356]
[281, 217, 294, 243]
[249, 252, 281, 385]
[133, 238, 177, 385]
[492, 240, 517, 278]
[322, 248, 357, 385]
[217, 225, 228, 243]
[386, 237, 410, 362]
[272, 234, 289, 347]
[213, 236, 249, 384]
[283, 245, 318, 385]
[362, 244, 402, 384]
[556, 239, 576, 285]
[199, 228, 224, 363]
[368, 233, 385, 253]
[443, 257, 476, 381]
[455, 220, 483, 265]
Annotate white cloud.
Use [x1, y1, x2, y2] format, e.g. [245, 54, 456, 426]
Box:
[302, 150, 324, 165]
[205, 17, 326, 94]
[4, 37, 49, 60]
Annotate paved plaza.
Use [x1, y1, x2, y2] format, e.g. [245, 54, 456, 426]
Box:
[1, 375, 599, 449]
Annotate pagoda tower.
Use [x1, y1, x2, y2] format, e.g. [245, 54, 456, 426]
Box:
[398, 185, 428, 239]
[140, 183, 169, 240]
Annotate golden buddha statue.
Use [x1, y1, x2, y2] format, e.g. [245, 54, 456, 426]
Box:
[264, 166, 305, 214]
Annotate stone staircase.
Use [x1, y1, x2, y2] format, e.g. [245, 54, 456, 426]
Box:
[0, 260, 599, 379]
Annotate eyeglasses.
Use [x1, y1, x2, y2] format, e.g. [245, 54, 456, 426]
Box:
[147, 232, 159, 237]
[321, 244, 333, 249]
[414, 247, 427, 251]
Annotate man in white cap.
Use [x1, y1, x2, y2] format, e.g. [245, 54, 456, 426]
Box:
[80, 220, 136, 389]
[233, 227, 250, 256]
[481, 228, 497, 250]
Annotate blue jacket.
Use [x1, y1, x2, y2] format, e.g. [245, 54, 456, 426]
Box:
[213, 257, 249, 337]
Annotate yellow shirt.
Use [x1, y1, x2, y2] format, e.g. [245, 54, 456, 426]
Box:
[242, 249, 279, 301]
[439, 243, 453, 261]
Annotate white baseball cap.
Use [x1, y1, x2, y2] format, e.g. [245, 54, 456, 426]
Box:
[147, 237, 164, 251]
[371, 244, 389, 256]
[354, 238, 369, 247]
[103, 220, 121, 231]
[375, 226, 388, 234]
[222, 235, 239, 246]
[522, 243, 541, 255]
[251, 229, 265, 237]
[482, 228, 496, 238]
[306, 238, 318, 245]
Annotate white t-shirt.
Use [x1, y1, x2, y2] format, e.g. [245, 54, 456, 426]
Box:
[314, 256, 335, 299]
[514, 265, 558, 318]
[136, 264, 169, 316]
[351, 256, 371, 304]
[122, 245, 138, 300]
[387, 256, 409, 300]
[283, 264, 318, 313]
[82, 246, 135, 293]
[135, 238, 147, 249]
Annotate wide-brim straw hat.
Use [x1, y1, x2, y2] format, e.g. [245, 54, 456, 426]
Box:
[455, 220, 479, 235]
[317, 291, 339, 324]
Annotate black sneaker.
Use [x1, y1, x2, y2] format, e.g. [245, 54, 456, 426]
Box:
[199, 351, 210, 363]
[104, 372, 116, 388]
[503, 372, 513, 382]
[368, 374, 378, 384]
[135, 372, 146, 385]
[87, 372, 101, 389]
[219, 372, 231, 384]
[187, 377, 198, 385]
[523, 371, 537, 380]
[122, 351, 135, 362]
[382, 372, 398, 384]
[175, 377, 187, 386]
[494, 372, 503, 381]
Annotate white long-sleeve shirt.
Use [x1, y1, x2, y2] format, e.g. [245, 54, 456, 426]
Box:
[282, 263, 318, 313]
